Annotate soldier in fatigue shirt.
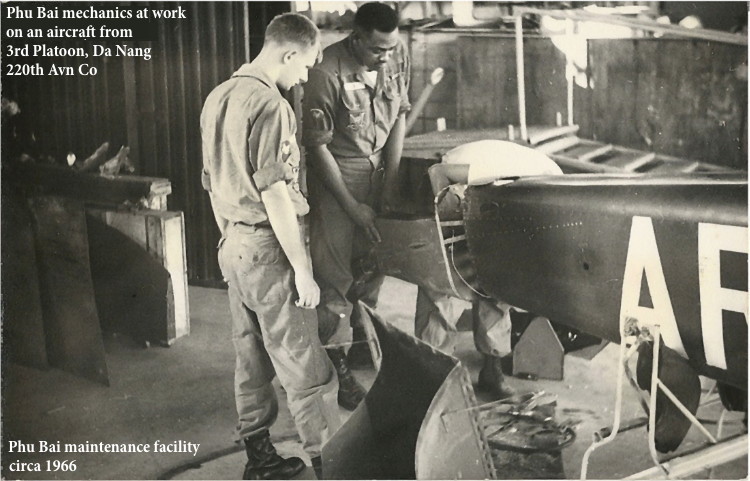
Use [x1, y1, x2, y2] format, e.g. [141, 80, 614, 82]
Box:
[302, 2, 411, 411]
[201, 13, 339, 480]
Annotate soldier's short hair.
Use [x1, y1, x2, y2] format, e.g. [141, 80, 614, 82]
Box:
[265, 13, 319, 48]
[354, 2, 399, 34]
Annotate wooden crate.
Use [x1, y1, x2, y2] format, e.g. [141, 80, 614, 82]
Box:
[88, 208, 189, 343]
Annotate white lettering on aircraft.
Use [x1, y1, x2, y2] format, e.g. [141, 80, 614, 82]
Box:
[620, 216, 687, 357]
[620, 216, 748, 369]
[698, 223, 748, 370]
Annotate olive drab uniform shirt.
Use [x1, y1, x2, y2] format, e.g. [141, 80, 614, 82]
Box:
[200, 64, 308, 226]
[301, 34, 411, 163]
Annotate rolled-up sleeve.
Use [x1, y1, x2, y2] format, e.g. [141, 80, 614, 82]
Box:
[253, 162, 292, 192]
[250, 101, 295, 192]
[302, 68, 337, 147]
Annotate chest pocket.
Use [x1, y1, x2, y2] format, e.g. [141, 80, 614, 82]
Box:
[378, 73, 403, 130]
[342, 85, 371, 132]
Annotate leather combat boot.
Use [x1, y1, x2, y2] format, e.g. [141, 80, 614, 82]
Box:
[311, 456, 323, 479]
[327, 348, 366, 411]
[477, 354, 517, 400]
[242, 430, 305, 480]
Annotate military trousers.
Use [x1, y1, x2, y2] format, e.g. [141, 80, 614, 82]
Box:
[218, 222, 340, 457]
[308, 155, 385, 348]
[415, 287, 513, 358]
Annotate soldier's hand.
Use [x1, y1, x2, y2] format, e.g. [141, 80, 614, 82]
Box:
[294, 269, 320, 309]
[351, 203, 381, 243]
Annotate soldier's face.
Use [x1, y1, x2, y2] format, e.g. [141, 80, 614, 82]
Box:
[279, 42, 320, 90]
[354, 29, 399, 71]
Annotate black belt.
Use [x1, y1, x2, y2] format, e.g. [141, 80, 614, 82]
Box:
[237, 221, 271, 228]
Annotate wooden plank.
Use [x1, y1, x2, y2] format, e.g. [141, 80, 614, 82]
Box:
[700, 41, 746, 168]
[534, 136, 581, 156]
[5, 162, 171, 208]
[680, 161, 703, 173]
[602, 151, 656, 171]
[548, 154, 624, 174]
[105, 210, 148, 242]
[639, 159, 699, 174]
[653, 40, 689, 158]
[525, 37, 568, 126]
[549, 139, 602, 159]
[576, 143, 613, 162]
[589, 39, 641, 148]
[527, 125, 580, 145]
[457, 35, 508, 128]
[1, 188, 48, 369]
[29, 196, 109, 385]
[589, 38, 748, 169]
[163, 212, 190, 339]
[458, 36, 567, 129]
[632, 39, 660, 154]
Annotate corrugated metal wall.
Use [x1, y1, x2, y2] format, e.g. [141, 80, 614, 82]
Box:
[3, 1, 291, 285]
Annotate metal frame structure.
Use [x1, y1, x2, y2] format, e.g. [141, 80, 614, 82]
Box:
[579, 318, 747, 479]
